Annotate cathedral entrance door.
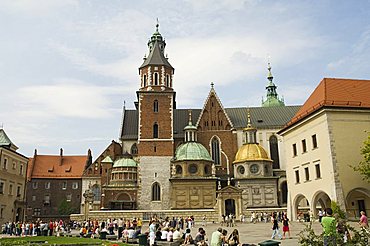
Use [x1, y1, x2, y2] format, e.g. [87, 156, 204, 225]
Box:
[225, 199, 235, 216]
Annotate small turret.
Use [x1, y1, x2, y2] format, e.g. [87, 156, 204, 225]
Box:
[262, 62, 285, 107]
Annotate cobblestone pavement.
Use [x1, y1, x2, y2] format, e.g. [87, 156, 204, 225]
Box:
[169, 220, 362, 246]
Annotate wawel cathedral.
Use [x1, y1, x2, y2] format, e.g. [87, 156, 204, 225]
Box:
[81, 24, 300, 217]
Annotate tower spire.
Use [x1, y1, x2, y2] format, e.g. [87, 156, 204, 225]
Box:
[261, 62, 285, 107]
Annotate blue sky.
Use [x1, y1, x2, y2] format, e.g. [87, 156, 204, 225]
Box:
[1, 0, 370, 157]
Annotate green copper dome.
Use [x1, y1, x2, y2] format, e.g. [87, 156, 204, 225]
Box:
[113, 158, 137, 168]
[175, 142, 212, 161]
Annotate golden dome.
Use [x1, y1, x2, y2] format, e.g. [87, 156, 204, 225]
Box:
[233, 143, 271, 163]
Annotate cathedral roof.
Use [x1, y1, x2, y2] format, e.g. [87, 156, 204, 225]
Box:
[283, 78, 370, 130]
[120, 106, 301, 140]
[174, 142, 212, 161]
[139, 24, 173, 69]
[112, 158, 137, 168]
[0, 129, 18, 151]
[233, 143, 271, 163]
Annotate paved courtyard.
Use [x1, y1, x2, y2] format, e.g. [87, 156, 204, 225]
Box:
[154, 220, 361, 246]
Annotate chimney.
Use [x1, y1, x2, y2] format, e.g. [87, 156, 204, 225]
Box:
[85, 149, 93, 169]
[59, 148, 63, 166]
[34, 149, 37, 157]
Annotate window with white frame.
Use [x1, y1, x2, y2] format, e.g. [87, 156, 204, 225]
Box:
[72, 182, 78, 190]
[45, 182, 50, 189]
[62, 181, 67, 190]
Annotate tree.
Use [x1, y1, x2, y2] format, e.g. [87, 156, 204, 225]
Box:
[58, 199, 78, 215]
[353, 134, 370, 182]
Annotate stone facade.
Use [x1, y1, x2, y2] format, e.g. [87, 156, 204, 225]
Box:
[0, 130, 28, 225]
[138, 156, 172, 210]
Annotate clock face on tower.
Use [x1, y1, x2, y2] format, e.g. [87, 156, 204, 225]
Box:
[250, 164, 259, 174]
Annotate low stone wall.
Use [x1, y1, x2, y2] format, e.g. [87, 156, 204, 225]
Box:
[70, 209, 219, 223]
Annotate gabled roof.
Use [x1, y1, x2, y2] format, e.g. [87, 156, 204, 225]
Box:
[120, 106, 300, 140]
[27, 154, 88, 180]
[139, 41, 173, 69]
[0, 129, 18, 151]
[284, 78, 370, 128]
[195, 86, 234, 128]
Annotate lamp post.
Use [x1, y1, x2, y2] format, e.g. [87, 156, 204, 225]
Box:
[83, 187, 94, 221]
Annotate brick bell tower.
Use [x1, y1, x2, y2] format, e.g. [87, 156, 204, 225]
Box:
[136, 22, 175, 210]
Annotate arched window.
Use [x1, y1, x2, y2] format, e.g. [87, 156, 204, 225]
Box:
[211, 137, 221, 165]
[176, 165, 182, 174]
[131, 143, 138, 155]
[151, 182, 161, 201]
[153, 100, 159, 112]
[166, 75, 170, 87]
[269, 135, 280, 169]
[92, 184, 101, 202]
[154, 73, 159, 85]
[143, 75, 147, 87]
[153, 123, 158, 138]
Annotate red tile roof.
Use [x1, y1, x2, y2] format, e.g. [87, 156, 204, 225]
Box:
[285, 78, 370, 128]
[27, 154, 88, 180]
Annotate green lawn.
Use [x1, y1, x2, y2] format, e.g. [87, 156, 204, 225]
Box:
[0, 236, 128, 245]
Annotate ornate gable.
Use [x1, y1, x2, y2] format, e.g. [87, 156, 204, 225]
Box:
[196, 84, 234, 131]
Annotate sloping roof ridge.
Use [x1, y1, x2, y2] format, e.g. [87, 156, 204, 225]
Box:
[35, 154, 87, 157]
[119, 104, 126, 140]
[195, 87, 234, 128]
[140, 41, 173, 69]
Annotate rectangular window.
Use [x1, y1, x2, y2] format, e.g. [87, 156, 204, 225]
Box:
[32, 195, 36, 201]
[295, 170, 300, 183]
[315, 163, 321, 179]
[8, 184, 13, 195]
[45, 182, 50, 189]
[312, 134, 318, 148]
[12, 161, 16, 169]
[0, 182, 4, 194]
[19, 164, 23, 175]
[72, 182, 78, 190]
[3, 158, 7, 169]
[292, 144, 297, 156]
[66, 194, 72, 202]
[44, 195, 50, 206]
[16, 186, 21, 197]
[304, 167, 310, 181]
[32, 182, 38, 189]
[302, 139, 307, 153]
[33, 208, 41, 216]
[62, 181, 67, 190]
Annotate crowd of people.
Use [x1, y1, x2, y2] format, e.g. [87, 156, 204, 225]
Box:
[1, 210, 367, 245]
[1, 219, 72, 237]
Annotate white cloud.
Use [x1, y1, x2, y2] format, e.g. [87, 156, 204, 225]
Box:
[0, 0, 78, 16]
[16, 79, 130, 119]
[327, 28, 370, 76]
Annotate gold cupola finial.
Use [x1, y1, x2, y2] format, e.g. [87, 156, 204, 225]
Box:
[247, 108, 252, 128]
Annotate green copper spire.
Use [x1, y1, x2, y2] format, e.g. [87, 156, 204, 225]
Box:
[262, 62, 285, 107]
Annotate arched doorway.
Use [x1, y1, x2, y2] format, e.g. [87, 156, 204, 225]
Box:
[293, 194, 310, 221]
[15, 208, 22, 222]
[110, 192, 136, 210]
[312, 191, 331, 220]
[225, 199, 236, 216]
[346, 188, 370, 219]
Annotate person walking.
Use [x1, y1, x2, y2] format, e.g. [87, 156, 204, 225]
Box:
[282, 214, 291, 239]
[359, 211, 368, 228]
[321, 208, 336, 246]
[271, 213, 282, 240]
